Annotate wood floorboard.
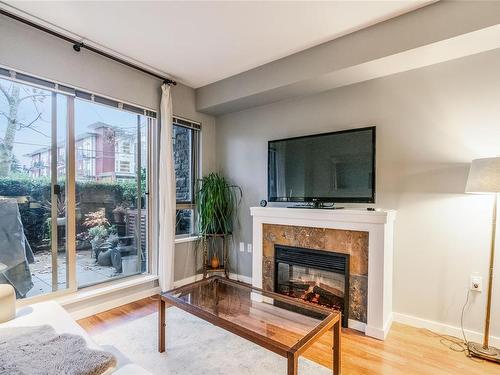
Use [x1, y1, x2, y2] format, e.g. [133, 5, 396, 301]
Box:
[77, 296, 500, 375]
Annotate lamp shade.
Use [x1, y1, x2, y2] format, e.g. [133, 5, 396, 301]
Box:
[465, 157, 500, 194]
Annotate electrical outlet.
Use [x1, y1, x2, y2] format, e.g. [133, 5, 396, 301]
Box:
[247, 243, 252, 253]
[470, 275, 483, 292]
[239, 242, 245, 252]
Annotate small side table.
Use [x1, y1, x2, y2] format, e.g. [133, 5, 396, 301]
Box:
[201, 233, 230, 279]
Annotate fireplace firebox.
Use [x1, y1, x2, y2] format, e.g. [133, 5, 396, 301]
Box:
[274, 245, 350, 327]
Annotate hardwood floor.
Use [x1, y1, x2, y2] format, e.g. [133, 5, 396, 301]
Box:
[78, 296, 500, 375]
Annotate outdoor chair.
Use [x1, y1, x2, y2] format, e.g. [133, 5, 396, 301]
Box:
[0, 198, 34, 298]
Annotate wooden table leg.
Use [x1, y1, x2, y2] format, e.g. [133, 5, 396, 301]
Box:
[287, 352, 298, 375]
[158, 298, 166, 353]
[333, 318, 341, 375]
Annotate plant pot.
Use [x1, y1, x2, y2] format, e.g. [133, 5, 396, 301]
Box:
[210, 255, 220, 269]
[90, 238, 105, 259]
[97, 248, 113, 267]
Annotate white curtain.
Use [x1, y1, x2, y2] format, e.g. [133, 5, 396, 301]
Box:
[158, 84, 176, 292]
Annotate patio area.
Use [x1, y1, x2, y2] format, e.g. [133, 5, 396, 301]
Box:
[26, 250, 123, 298]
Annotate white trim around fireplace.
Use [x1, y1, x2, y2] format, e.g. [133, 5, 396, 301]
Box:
[250, 206, 396, 340]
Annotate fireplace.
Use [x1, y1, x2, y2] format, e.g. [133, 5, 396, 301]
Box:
[274, 245, 350, 327]
[253, 208, 396, 339]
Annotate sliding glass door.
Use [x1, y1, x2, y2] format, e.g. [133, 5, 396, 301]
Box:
[0, 77, 69, 298]
[74, 99, 149, 287]
[0, 73, 153, 299]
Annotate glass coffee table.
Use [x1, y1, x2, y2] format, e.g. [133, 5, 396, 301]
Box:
[158, 276, 341, 375]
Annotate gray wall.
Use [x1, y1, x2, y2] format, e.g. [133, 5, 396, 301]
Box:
[0, 13, 216, 283]
[216, 48, 500, 337]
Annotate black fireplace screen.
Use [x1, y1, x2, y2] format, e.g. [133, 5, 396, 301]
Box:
[274, 245, 350, 327]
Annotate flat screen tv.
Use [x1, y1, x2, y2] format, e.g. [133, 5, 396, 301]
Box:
[268, 126, 375, 204]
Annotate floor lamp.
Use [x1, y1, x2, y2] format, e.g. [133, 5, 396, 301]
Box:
[465, 157, 500, 363]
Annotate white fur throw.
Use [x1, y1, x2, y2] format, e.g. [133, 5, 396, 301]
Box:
[0, 325, 116, 375]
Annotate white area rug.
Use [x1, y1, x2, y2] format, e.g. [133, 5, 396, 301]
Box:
[92, 307, 331, 375]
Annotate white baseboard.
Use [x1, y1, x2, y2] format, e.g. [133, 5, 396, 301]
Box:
[44, 274, 161, 320]
[348, 319, 367, 332]
[384, 313, 394, 339]
[353, 314, 393, 340]
[173, 274, 203, 288]
[66, 286, 160, 320]
[393, 312, 500, 347]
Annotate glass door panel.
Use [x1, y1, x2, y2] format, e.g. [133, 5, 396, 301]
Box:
[0, 78, 68, 298]
[74, 99, 149, 287]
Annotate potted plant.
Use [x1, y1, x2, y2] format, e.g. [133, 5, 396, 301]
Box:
[195, 173, 242, 270]
[88, 225, 108, 254]
[83, 210, 110, 258]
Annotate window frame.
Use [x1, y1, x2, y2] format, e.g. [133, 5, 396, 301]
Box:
[173, 116, 201, 238]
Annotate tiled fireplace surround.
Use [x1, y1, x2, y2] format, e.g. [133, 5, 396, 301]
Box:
[251, 207, 396, 340]
[262, 224, 369, 323]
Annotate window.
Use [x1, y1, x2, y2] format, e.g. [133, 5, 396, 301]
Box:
[75, 100, 151, 288]
[119, 160, 131, 172]
[173, 117, 200, 237]
[0, 69, 155, 299]
[121, 141, 131, 154]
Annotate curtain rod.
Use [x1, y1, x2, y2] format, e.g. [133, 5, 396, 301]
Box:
[0, 8, 177, 86]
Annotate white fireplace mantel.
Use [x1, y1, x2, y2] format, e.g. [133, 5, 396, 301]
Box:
[251, 206, 396, 340]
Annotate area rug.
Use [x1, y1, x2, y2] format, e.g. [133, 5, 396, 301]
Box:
[92, 307, 331, 375]
[0, 325, 116, 375]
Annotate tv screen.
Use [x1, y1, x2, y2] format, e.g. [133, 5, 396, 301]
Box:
[268, 127, 375, 203]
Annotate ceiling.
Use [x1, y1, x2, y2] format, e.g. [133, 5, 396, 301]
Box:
[5, 1, 431, 88]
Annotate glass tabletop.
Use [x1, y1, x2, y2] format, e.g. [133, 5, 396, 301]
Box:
[161, 276, 339, 352]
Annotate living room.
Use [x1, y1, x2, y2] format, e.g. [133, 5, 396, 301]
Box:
[1, 1, 499, 375]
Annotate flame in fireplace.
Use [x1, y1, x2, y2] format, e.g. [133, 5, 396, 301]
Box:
[279, 275, 344, 312]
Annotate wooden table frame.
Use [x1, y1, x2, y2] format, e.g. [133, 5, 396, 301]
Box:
[158, 276, 341, 375]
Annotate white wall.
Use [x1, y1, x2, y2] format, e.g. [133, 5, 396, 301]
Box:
[215, 47, 500, 339]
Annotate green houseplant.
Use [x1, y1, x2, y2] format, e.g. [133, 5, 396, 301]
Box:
[195, 173, 242, 272]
